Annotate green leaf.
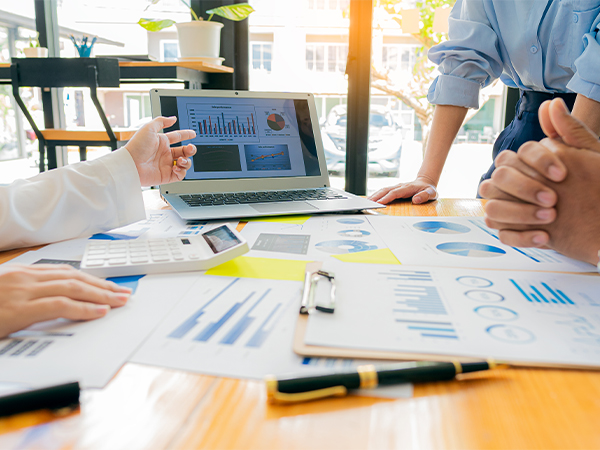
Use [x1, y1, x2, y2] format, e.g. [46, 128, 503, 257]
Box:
[205, 3, 255, 21]
[138, 18, 176, 32]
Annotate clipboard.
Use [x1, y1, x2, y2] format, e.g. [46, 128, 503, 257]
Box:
[292, 263, 599, 370]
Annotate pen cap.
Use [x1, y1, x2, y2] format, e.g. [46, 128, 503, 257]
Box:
[0, 382, 80, 417]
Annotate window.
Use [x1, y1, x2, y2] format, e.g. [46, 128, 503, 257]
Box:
[124, 94, 152, 128]
[251, 43, 272, 72]
[308, 0, 350, 10]
[160, 40, 179, 62]
[306, 44, 348, 73]
[382, 45, 415, 73]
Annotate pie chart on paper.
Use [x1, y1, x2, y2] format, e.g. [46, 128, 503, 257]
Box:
[436, 242, 506, 258]
[267, 113, 285, 131]
[413, 221, 470, 234]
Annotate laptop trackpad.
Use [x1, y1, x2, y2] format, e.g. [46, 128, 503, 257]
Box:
[251, 202, 318, 213]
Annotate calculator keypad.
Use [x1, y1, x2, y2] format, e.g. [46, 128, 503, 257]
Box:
[84, 238, 187, 268]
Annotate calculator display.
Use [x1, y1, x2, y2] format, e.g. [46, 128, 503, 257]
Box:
[202, 225, 242, 254]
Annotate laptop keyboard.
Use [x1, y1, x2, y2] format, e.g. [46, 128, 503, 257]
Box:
[179, 189, 347, 207]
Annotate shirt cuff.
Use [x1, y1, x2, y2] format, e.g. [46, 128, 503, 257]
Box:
[427, 74, 482, 109]
[97, 148, 146, 226]
[566, 72, 600, 105]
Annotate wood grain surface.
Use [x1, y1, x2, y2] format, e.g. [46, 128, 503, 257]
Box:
[1, 194, 599, 450]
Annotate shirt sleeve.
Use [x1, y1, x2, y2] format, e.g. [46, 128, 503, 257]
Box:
[567, 16, 600, 103]
[0, 148, 145, 251]
[427, 0, 504, 109]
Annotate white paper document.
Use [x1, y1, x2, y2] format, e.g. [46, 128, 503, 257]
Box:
[131, 274, 412, 398]
[305, 262, 600, 368]
[0, 273, 201, 388]
[367, 216, 595, 272]
[241, 214, 392, 262]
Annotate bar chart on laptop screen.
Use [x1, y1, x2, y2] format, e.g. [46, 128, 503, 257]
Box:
[187, 104, 260, 142]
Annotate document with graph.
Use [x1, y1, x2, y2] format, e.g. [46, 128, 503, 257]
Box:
[367, 216, 595, 272]
[304, 262, 600, 368]
[131, 274, 412, 389]
[0, 273, 202, 388]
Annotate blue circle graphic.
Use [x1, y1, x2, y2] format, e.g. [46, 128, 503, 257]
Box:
[457, 276, 493, 287]
[465, 290, 505, 302]
[475, 306, 518, 321]
[336, 218, 365, 225]
[486, 325, 535, 344]
[315, 240, 378, 254]
[437, 242, 506, 258]
[414, 221, 470, 234]
[338, 229, 371, 237]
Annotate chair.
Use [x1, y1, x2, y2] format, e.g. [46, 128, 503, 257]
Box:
[10, 57, 134, 172]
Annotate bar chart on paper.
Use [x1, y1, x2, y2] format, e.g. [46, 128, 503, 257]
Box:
[305, 263, 600, 367]
[131, 275, 312, 379]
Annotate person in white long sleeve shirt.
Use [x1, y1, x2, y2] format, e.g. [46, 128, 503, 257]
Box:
[0, 116, 196, 338]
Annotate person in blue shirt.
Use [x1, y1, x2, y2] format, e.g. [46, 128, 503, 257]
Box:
[370, 0, 600, 205]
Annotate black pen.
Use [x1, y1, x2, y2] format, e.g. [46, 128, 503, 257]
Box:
[265, 360, 504, 404]
[0, 382, 80, 417]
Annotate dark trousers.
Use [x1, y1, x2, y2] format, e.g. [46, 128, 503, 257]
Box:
[478, 90, 577, 193]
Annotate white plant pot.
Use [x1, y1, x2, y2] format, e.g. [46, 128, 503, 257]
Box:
[176, 21, 224, 59]
[23, 47, 48, 58]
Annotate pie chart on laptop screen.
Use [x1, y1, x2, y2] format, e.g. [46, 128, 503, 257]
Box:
[267, 113, 285, 131]
[413, 221, 470, 234]
[436, 242, 506, 258]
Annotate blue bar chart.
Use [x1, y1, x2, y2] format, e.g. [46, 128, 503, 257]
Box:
[509, 279, 576, 305]
[168, 278, 240, 339]
[131, 276, 309, 380]
[394, 285, 448, 315]
[186, 104, 260, 143]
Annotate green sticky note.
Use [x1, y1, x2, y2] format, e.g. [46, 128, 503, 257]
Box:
[206, 256, 309, 281]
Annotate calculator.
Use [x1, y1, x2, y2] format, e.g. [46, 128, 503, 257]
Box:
[80, 224, 249, 278]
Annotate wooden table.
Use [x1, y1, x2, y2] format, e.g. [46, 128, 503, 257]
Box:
[1, 196, 599, 450]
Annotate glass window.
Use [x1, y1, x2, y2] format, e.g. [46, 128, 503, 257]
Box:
[368, 0, 503, 199]
[161, 40, 179, 62]
[56, 0, 188, 145]
[0, 2, 40, 181]
[307, 44, 347, 73]
[251, 43, 272, 72]
[249, 0, 349, 187]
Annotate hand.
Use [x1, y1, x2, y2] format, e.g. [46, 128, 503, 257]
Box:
[0, 264, 132, 338]
[368, 176, 438, 204]
[481, 98, 600, 264]
[125, 116, 197, 187]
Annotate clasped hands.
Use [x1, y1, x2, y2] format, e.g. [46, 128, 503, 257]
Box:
[480, 98, 600, 265]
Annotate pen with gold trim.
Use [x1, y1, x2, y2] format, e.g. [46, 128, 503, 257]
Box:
[266, 360, 503, 404]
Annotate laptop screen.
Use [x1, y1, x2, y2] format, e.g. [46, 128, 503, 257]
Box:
[159, 95, 322, 181]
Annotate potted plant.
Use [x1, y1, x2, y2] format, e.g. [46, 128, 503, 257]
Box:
[23, 33, 48, 58]
[139, 1, 254, 63]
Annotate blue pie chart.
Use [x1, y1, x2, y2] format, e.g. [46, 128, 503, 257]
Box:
[436, 242, 506, 258]
[336, 218, 364, 225]
[414, 221, 470, 234]
[316, 240, 378, 254]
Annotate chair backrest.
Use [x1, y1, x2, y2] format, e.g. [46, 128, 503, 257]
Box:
[11, 57, 120, 88]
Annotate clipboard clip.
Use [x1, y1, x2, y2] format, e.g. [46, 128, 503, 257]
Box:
[300, 269, 336, 315]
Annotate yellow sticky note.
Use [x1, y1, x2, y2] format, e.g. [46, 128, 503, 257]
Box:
[206, 256, 309, 281]
[242, 215, 312, 225]
[332, 248, 401, 265]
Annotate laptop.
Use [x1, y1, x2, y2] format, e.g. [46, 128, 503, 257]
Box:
[149, 89, 384, 221]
